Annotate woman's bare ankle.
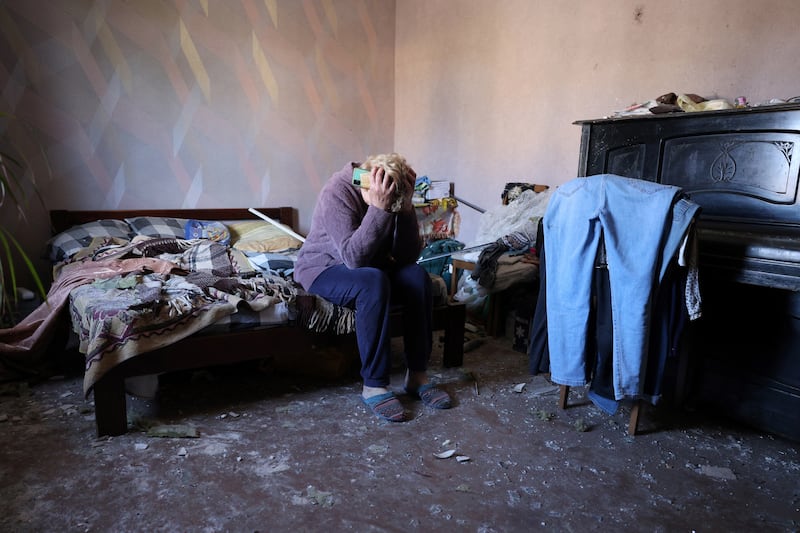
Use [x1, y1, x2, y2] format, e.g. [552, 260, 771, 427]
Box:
[362, 385, 389, 399]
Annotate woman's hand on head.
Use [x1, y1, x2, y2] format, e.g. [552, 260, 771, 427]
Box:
[367, 167, 397, 211]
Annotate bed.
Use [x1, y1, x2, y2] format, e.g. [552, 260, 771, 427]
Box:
[48, 206, 466, 436]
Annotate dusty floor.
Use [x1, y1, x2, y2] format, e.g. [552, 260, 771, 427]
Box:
[1, 330, 799, 532]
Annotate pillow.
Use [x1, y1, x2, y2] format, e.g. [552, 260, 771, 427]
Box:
[125, 216, 188, 239]
[229, 220, 303, 252]
[241, 250, 296, 275]
[46, 219, 133, 262]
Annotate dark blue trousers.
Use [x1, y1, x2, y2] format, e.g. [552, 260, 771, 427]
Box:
[308, 263, 433, 387]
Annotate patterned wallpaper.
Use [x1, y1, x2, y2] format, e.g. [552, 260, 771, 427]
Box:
[0, 0, 396, 243]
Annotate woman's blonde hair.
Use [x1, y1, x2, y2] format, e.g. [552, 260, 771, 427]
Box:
[361, 153, 413, 212]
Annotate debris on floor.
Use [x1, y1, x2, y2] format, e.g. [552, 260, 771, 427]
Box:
[303, 486, 334, 508]
[145, 424, 200, 438]
[434, 449, 457, 459]
[0, 336, 797, 531]
[695, 464, 737, 481]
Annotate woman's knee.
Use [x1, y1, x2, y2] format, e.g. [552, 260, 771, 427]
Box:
[357, 267, 391, 303]
[407, 264, 432, 292]
[393, 265, 432, 305]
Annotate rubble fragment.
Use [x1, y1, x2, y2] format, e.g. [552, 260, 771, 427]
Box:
[697, 465, 737, 480]
[146, 424, 200, 438]
[306, 485, 334, 507]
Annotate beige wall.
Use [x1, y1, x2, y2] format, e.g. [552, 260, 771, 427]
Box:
[396, 0, 800, 240]
[4, 0, 800, 284]
[0, 0, 396, 282]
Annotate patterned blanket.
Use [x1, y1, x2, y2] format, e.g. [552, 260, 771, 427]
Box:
[0, 257, 175, 382]
[66, 238, 300, 395]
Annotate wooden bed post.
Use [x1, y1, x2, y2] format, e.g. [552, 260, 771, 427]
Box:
[92, 373, 128, 437]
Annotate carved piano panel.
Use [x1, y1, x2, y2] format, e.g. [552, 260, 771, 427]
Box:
[604, 135, 800, 215]
[662, 134, 800, 220]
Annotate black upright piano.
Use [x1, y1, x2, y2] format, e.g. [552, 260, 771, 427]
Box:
[575, 104, 800, 441]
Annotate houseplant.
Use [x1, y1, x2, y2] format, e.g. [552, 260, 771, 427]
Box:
[0, 112, 47, 327]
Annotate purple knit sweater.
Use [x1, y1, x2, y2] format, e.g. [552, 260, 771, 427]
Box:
[294, 162, 423, 290]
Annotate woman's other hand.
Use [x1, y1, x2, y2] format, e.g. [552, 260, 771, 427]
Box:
[399, 167, 417, 211]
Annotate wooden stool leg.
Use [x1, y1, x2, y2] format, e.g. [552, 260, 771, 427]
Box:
[558, 385, 570, 409]
[559, 385, 643, 436]
[628, 400, 642, 436]
[442, 303, 465, 368]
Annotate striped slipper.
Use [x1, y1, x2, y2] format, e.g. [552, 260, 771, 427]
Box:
[362, 392, 406, 422]
[407, 383, 452, 409]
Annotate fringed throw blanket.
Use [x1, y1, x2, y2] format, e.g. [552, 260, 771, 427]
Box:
[294, 294, 356, 336]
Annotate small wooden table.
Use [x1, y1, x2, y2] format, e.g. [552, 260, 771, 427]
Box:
[450, 254, 515, 337]
[450, 257, 477, 295]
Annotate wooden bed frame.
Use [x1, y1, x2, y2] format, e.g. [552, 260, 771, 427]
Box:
[50, 207, 466, 436]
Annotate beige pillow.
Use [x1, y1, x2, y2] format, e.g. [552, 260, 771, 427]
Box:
[229, 220, 303, 252]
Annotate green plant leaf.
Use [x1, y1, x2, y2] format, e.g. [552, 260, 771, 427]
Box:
[0, 227, 46, 326]
[0, 110, 50, 326]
